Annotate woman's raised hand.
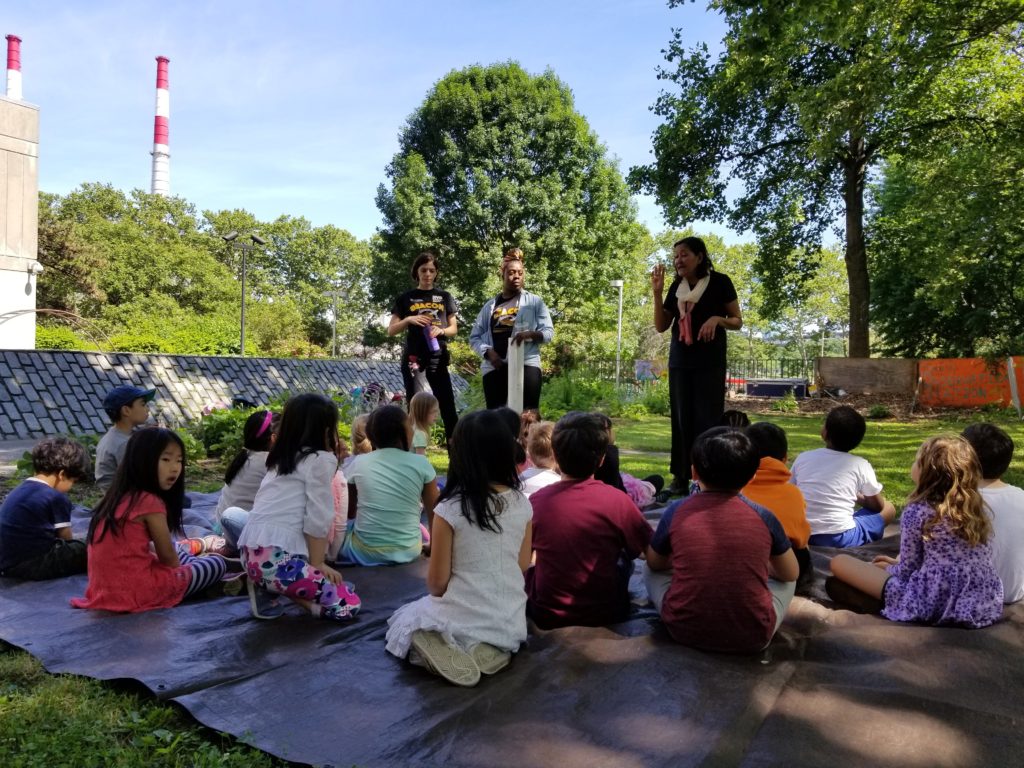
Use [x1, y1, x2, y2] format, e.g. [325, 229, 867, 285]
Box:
[651, 264, 666, 295]
[406, 314, 432, 328]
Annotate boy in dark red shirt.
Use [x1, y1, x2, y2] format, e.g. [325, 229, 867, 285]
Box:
[645, 427, 798, 653]
[527, 412, 652, 628]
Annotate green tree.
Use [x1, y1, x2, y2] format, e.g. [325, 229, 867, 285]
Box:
[36, 192, 106, 318]
[868, 38, 1024, 358]
[373, 62, 648, 323]
[630, 0, 1024, 357]
[53, 184, 235, 313]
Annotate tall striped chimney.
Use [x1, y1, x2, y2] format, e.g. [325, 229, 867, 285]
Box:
[5, 35, 22, 100]
[150, 55, 170, 196]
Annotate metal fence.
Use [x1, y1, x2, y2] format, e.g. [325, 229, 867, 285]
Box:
[571, 358, 814, 385]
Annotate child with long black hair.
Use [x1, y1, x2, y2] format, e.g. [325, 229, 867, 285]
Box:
[216, 410, 279, 517]
[72, 429, 227, 612]
[238, 394, 361, 621]
[385, 409, 532, 687]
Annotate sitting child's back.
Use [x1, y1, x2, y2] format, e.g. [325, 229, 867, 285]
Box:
[743, 422, 812, 583]
[645, 428, 798, 654]
[790, 406, 894, 547]
[527, 412, 651, 629]
[963, 423, 1024, 604]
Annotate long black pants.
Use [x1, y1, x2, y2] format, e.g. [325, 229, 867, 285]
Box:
[402, 352, 459, 442]
[669, 366, 726, 483]
[482, 365, 542, 412]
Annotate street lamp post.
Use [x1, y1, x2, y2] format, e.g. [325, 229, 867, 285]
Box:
[222, 231, 267, 356]
[324, 288, 345, 357]
[610, 279, 624, 389]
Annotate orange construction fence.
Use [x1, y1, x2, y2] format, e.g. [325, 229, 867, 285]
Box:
[918, 357, 1024, 408]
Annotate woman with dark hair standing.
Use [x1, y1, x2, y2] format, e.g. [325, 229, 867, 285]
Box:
[388, 251, 459, 443]
[652, 237, 742, 495]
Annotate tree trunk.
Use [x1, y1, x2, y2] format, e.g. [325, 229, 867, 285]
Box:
[843, 135, 870, 358]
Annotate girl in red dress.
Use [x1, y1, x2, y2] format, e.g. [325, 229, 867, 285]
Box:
[72, 429, 227, 613]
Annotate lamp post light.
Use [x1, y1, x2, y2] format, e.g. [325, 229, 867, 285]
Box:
[610, 279, 624, 389]
[222, 231, 267, 356]
[324, 287, 346, 357]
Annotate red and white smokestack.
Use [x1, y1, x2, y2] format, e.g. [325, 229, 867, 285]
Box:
[5, 35, 22, 100]
[150, 55, 170, 196]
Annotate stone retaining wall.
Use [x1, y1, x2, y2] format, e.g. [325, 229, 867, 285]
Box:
[0, 350, 464, 440]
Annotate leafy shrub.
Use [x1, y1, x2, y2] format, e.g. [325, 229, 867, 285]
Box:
[867, 404, 892, 419]
[447, 340, 479, 376]
[108, 331, 166, 353]
[772, 389, 799, 413]
[176, 429, 207, 462]
[638, 377, 670, 416]
[195, 408, 253, 457]
[35, 324, 86, 351]
[540, 372, 623, 420]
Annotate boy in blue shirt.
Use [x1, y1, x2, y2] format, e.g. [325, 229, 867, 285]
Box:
[0, 437, 90, 579]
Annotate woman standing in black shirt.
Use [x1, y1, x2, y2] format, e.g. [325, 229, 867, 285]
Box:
[652, 237, 742, 494]
[388, 251, 459, 443]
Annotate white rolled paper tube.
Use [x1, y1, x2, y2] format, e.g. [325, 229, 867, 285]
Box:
[506, 324, 526, 414]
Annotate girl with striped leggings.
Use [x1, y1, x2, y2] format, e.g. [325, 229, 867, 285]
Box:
[72, 428, 228, 613]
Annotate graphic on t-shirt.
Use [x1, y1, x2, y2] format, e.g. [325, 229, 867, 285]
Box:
[409, 300, 445, 326]
[491, 305, 519, 333]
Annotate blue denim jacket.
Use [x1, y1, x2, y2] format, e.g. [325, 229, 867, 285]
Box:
[469, 290, 554, 375]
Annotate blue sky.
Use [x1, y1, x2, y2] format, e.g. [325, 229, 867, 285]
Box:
[5, 1, 734, 242]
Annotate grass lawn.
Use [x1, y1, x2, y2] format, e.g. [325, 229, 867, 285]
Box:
[615, 412, 1024, 505]
[2, 408, 1022, 764]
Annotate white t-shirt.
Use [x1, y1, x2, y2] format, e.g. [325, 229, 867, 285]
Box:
[214, 450, 269, 519]
[790, 448, 883, 535]
[981, 484, 1024, 604]
[520, 467, 561, 497]
[237, 451, 339, 557]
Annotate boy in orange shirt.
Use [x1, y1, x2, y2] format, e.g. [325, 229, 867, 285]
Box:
[742, 422, 813, 586]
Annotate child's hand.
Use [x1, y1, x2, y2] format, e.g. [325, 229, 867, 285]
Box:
[872, 555, 898, 568]
[317, 563, 343, 586]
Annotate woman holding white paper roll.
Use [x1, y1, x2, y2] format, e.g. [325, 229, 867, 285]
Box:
[469, 251, 554, 412]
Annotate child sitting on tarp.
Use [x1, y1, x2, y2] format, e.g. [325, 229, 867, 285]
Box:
[645, 427, 798, 653]
[94, 384, 155, 491]
[527, 412, 652, 629]
[742, 422, 813, 586]
[592, 412, 664, 508]
[519, 421, 560, 497]
[0, 437, 90, 580]
[216, 410, 279, 550]
[340, 405, 438, 565]
[962, 423, 1024, 604]
[791, 405, 896, 547]
[72, 429, 228, 613]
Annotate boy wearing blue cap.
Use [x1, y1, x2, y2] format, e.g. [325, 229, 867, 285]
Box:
[94, 385, 156, 490]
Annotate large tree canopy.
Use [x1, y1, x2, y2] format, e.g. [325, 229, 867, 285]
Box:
[373, 61, 648, 318]
[869, 37, 1024, 359]
[630, 0, 1024, 357]
[36, 184, 373, 357]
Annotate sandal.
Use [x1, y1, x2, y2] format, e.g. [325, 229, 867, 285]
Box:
[246, 578, 286, 620]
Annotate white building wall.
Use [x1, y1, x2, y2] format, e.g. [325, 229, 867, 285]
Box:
[0, 93, 40, 349]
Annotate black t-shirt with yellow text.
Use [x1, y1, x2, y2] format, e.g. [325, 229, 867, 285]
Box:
[392, 288, 457, 358]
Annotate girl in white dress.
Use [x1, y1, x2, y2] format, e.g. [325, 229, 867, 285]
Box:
[385, 409, 532, 687]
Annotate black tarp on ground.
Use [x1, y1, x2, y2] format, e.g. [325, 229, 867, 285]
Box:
[2, 533, 1023, 767]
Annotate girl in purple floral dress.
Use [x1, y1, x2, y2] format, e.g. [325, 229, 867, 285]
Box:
[829, 436, 1003, 628]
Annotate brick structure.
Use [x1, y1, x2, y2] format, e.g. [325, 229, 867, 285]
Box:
[0, 350, 466, 440]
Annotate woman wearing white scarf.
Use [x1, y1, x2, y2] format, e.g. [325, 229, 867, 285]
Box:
[651, 237, 743, 495]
